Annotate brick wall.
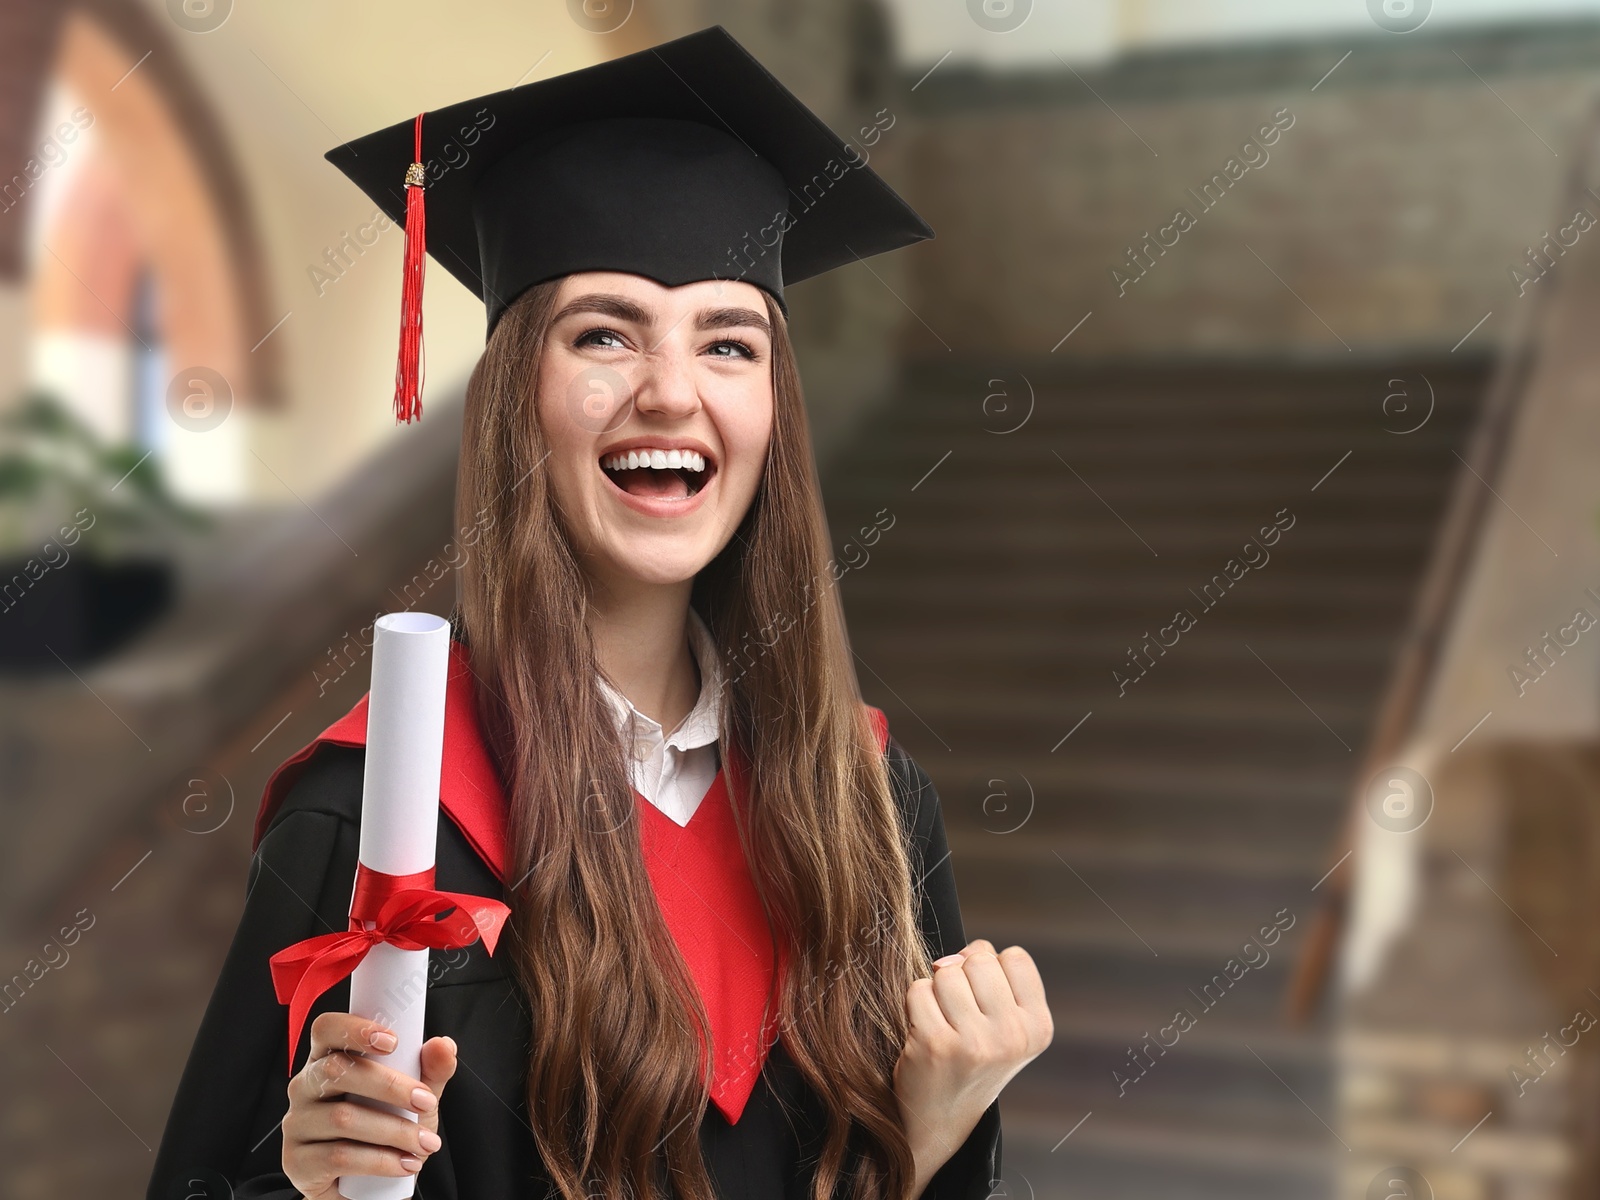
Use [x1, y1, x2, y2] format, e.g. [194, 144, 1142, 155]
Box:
[901, 21, 1600, 360]
[0, 2, 66, 281]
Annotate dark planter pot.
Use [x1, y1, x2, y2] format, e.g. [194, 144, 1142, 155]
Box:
[0, 554, 174, 672]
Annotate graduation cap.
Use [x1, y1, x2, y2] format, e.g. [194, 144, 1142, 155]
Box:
[325, 24, 934, 424]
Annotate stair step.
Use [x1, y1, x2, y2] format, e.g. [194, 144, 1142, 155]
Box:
[843, 566, 1415, 598]
[877, 704, 1370, 763]
[947, 829, 1328, 881]
[854, 626, 1398, 665]
[833, 457, 1455, 493]
[1023, 1037, 1331, 1133]
[958, 875, 1318, 955]
[963, 909, 1311, 964]
[905, 423, 1462, 452]
[856, 393, 1472, 423]
[876, 686, 1374, 722]
[994, 941, 1315, 1032]
[998, 1096, 1335, 1199]
[1004, 1084, 1337, 1155]
[1045, 1001, 1331, 1065]
[905, 758, 1348, 850]
[911, 756, 1344, 798]
[861, 654, 1392, 698]
[834, 522, 1439, 560]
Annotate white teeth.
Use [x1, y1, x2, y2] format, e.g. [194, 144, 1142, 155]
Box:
[601, 449, 709, 472]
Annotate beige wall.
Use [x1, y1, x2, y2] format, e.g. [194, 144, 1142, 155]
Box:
[1419, 204, 1600, 742]
[126, 0, 612, 501]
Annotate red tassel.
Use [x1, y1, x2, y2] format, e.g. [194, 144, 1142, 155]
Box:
[393, 112, 427, 424]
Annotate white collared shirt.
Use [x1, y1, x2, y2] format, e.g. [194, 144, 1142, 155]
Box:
[596, 607, 724, 827]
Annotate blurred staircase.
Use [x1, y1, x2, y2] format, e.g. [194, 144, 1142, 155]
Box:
[823, 358, 1486, 1199]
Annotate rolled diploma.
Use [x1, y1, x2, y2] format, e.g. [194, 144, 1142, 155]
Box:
[339, 611, 452, 1200]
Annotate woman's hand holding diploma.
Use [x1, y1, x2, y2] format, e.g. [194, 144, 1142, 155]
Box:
[282, 1012, 458, 1197]
[893, 939, 1053, 1198]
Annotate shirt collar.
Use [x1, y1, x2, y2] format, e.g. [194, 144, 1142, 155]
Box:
[596, 607, 724, 751]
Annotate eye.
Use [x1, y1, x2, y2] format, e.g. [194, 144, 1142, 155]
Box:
[574, 327, 628, 351]
[707, 338, 759, 360]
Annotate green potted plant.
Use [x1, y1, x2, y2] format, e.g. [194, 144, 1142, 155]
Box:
[0, 387, 210, 671]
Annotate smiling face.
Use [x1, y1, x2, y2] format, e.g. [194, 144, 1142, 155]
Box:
[533, 271, 776, 598]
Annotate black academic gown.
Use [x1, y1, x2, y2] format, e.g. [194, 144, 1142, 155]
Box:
[145, 734, 1002, 1200]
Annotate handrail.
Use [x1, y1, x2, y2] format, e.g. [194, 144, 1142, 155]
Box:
[1284, 96, 1600, 1022]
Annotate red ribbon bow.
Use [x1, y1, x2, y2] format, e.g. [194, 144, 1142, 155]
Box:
[269, 862, 511, 1073]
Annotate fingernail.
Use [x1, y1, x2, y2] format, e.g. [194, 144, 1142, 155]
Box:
[933, 954, 964, 967]
[369, 1029, 397, 1053]
[400, 1154, 423, 1172]
[419, 1129, 442, 1153]
[412, 1087, 438, 1112]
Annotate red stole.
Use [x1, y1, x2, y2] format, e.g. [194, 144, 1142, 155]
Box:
[639, 742, 776, 1124]
[252, 640, 890, 1125]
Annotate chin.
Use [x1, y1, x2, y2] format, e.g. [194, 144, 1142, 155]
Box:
[594, 536, 719, 588]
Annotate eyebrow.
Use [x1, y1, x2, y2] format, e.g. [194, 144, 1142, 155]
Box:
[553, 292, 771, 338]
[699, 305, 772, 337]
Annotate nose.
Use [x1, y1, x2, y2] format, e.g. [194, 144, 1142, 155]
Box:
[632, 337, 701, 420]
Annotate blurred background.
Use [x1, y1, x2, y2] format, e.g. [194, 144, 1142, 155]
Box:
[3, 0, 1599, 1196]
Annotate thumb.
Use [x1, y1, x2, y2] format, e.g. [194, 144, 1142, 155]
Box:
[417, 1035, 458, 1131]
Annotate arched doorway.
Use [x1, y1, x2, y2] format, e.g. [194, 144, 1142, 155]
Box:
[14, 3, 281, 502]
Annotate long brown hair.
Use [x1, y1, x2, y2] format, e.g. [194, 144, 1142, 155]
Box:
[454, 278, 930, 1200]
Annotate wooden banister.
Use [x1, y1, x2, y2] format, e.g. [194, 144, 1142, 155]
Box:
[1284, 97, 1600, 1022]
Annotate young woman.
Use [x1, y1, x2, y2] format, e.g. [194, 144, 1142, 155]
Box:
[147, 27, 1051, 1200]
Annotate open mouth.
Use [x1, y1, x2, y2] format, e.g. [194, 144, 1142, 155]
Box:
[599, 447, 716, 502]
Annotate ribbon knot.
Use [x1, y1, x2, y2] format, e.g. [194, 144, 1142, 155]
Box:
[269, 862, 511, 1073]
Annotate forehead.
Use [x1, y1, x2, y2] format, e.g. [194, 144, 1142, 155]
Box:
[552, 271, 769, 317]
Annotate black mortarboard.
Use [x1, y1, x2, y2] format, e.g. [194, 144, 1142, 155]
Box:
[324, 24, 933, 424]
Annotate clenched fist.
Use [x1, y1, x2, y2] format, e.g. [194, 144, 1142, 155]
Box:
[893, 939, 1052, 1197]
